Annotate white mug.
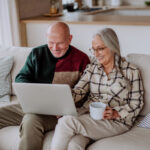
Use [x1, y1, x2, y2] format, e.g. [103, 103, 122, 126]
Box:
[90, 102, 107, 120]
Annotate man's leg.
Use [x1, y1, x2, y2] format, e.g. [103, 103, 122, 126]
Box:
[19, 114, 57, 150]
[0, 103, 23, 129]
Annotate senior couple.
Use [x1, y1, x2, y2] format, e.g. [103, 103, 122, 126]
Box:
[0, 22, 144, 150]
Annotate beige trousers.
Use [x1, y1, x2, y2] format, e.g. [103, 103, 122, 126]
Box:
[51, 114, 129, 150]
[0, 103, 58, 150]
[0, 103, 23, 128]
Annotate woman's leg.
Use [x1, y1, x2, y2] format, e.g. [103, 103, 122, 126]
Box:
[51, 114, 129, 150]
[68, 135, 90, 150]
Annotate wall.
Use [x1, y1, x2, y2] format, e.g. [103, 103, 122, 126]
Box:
[18, 0, 50, 19]
[18, 0, 63, 19]
[18, 0, 147, 19]
[123, 0, 146, 6]
[104, 0, 146, 6]
[25, 23, 150, 57]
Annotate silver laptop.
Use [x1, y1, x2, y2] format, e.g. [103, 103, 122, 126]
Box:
[13, 83, 77, 116]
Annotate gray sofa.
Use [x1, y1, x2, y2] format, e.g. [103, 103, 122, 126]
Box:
[0, 46, 150, 150]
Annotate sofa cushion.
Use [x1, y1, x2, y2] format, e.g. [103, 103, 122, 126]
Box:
[0, 56, 13, 102]
[127, 53, 150, 116]
[0, 126, 20, 150]
[87, 126, 150, 150]
[137, 113, 150, 129]
[0, 96, 18, 108]
[0, 47, 32, 95]
[0, 126, 54, 150]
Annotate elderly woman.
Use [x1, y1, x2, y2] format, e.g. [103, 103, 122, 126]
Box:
[50, 28, 144, 150]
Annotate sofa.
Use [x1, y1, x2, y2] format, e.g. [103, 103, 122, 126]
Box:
[0, 46, 150, 150]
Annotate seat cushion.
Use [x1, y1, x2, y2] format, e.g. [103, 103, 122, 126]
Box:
[0, 126, 54, 150]
[137, 113, 150, 129]
[88, 126, 150, 150]
[1, 125, 150, 150]
[0, 126, 20, 150]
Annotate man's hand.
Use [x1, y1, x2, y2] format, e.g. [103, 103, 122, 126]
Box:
[103, 106, 120, 120]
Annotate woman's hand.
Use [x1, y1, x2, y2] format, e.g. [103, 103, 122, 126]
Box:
[103, 106, 120, 120]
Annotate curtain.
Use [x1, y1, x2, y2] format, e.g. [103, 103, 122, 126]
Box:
[0, 0, 20, 47]
[0, 25, 2, 46]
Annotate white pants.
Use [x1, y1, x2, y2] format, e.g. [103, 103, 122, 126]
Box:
[51, 114, 129, 150]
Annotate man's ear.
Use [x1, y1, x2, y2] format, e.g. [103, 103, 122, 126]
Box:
[69, 35, 73, 44]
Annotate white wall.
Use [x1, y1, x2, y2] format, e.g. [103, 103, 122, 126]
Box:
[123, 0, 146, 6]
[105, 0, 146, 6]
[70, 24, 150, 56]
[26, 23, 150, 57]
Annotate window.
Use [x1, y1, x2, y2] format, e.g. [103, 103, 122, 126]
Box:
[0, 0, 20, 46]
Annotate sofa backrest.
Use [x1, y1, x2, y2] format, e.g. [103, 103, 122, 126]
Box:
[0, 47, 32, 95]
[0, 47, 149, 116]
[127, 53, 150, 116]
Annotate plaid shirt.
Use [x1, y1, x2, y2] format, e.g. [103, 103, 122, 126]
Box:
[73, 54, 144, 127]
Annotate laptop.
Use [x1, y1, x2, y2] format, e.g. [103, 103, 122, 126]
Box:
[13, 83, 78, 116]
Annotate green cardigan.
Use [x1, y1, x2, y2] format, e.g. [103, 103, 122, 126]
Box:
[15, 44, 90, 88]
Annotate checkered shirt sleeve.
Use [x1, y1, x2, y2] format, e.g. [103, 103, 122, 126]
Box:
[72, 64, 91, 103]
[113, 68, 144, 123]
[72, 55, 144, 126]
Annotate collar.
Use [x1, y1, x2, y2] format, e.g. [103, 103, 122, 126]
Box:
[48, 45, 71, 61]
[93, 53, 122, 72]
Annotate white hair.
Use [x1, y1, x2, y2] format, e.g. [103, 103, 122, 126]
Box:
[94, 28, 121, 55]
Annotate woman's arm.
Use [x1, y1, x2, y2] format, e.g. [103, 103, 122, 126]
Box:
[103, 106, 120, 120]
[113, 69, 144, 120]
[72, 64, 92, 103]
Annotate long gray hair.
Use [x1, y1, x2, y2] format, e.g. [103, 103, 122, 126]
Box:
[94, 28, 121, 56]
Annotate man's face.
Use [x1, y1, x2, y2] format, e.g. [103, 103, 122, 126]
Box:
[47, 31, 72, 58]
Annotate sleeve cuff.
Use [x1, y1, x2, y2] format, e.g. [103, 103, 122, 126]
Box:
[114, 107, 129, 119]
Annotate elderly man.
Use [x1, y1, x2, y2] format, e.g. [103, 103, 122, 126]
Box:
[0, 22, 90, 150]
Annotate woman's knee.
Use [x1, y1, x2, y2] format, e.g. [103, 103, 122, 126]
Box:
[58, 115, 77, 127]
[68, 135, 90, 150]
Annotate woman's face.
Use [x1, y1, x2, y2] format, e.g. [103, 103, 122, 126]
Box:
[92, 35, 114, 66]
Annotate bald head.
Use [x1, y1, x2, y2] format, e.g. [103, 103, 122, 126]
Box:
[46, 22, 72, 58]
[47, 22, 70, 38]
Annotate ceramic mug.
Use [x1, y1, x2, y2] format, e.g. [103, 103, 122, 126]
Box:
[90, 102, 106, 120]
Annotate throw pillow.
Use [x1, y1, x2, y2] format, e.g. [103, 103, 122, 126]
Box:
[137, 113, 150, 129]
[0, 56, 13, 102]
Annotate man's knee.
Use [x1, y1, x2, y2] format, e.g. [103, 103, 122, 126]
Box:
[19, 114, 45, 150]
[20, 114, 44, 134]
